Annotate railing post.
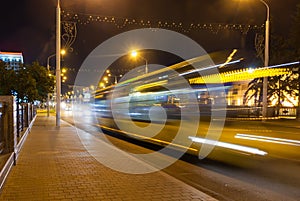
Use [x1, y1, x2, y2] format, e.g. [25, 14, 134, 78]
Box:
[29, 104, 32, 122]
[21, 104, 24, 132]
[0, 96, 17, 159]
[23, 103, 29, 127]
[16, 102, 20, 138]
[0, 102, 6, 154]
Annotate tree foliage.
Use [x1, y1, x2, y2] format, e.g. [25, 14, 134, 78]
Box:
[0, 60, 16, 95]
[0, 61, 55, 103]
[25, 62, 55, 102]
[289, 3, 300, 59]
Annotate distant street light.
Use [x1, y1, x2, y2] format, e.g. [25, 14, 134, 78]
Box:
[114, 74, 123, 84]
[130, 50, 148, 74]
[105, 69, 122, 84]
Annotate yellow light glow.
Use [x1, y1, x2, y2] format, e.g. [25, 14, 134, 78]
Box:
[189, 68, 289, 84]
[60, 49, 66, 55]
[220, 49, 238, 68]
[131, 50, 138, 57]
[134, 80, 168, 91]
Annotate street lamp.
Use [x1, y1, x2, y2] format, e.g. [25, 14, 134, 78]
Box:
[47, 53, 55, 117]
[130, 50, 148, 74]
[46, 49, 66, 117]
[114, 74, 123, 84]
[106, 69, 123, 84]
[61, 68, 67, 83]
[56, 0, 61, 126]
[238, 0, 269, 119]
[259, 0, 270, 120]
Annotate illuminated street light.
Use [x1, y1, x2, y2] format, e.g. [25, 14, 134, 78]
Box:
[103, 69, 122, 85]
[130, 50, 148, 74]
[60, 49, 66, 56]
[114, 74, 122, 84]
[131, 50, 138, 57]
[62, 76, 67, 82]
[99, 82, 105, 88]
[238, 0, 269, 119]
[259, 0, 270, 120]
[46, 49, 66, 117]
[62, 68, 67, 74]
[56, 0, 61, 126]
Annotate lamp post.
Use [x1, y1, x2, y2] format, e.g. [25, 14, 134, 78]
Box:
[56, 0, 61, 126]
[259, 0, 270, 120]
[47, 53, 56, 117]
[114, 75, 123, 84]
[46, 49, 66, 118]
[131, 50, 148, 74]
[238, 0, 269, 118]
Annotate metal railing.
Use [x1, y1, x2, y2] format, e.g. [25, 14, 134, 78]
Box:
[225, 106, 298, 119]
[0, 102, 6, 154]
[16, 103, 36, 138]
[0, 97, 36, 155]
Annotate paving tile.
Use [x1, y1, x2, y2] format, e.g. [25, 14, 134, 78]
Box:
[0, 114, 218, 201]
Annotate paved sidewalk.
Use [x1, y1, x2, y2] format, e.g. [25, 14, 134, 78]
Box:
[0, 114, 217, 201]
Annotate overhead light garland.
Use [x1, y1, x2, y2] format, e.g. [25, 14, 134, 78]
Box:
[62, 10, 263, 34]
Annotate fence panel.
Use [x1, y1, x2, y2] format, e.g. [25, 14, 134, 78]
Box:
[0, 102, 6, 154]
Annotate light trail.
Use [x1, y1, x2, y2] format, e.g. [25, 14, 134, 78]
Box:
[179, 59, 242, 76]
[266, 61, 300, 69]
[235, 133, 300, 147]
[188, 136, 267, 156]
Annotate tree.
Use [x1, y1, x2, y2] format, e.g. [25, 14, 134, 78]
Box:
[25, 62, 55, 102]
[14, 66, 38, 103]
[0, 61, 55, 103]
[244, 78, 263, 107]
[289, 3, 300, 56]
[245, 4, 300, 118]
[0, 60, 16, 95]
[244, 34, 289, 113]
[289, 3, 300, 120]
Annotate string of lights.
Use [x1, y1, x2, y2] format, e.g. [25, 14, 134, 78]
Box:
[62, 10, 264, 34]
[58, 67, 130, 73]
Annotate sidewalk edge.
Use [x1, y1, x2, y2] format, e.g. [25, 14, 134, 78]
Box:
[0, 114, 37, 191]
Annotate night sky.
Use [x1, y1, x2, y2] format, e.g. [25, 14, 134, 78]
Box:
[0, 0, 298, 70]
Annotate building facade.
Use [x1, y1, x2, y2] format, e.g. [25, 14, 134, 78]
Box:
[0, 51, 24, 70]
